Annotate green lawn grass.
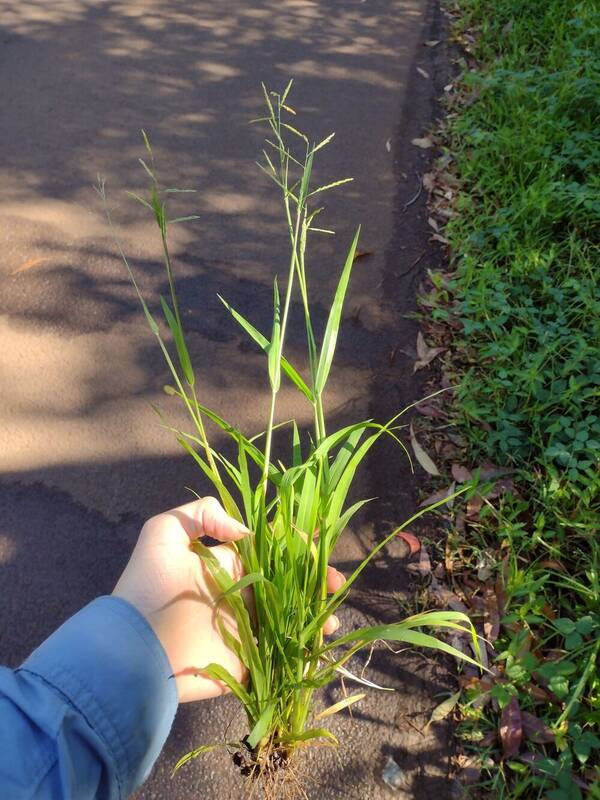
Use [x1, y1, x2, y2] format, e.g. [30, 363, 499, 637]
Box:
[435, 0, 600, 796]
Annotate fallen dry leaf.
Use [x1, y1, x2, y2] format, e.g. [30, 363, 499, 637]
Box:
[406, 545, 432, 578]
[396, 530, 421, 556]
[353, 250, 374, 261]
[424, 691, 461, 732]
[422, 172, 436, 191]
[10, 257, 48, 276]
[476, 550, 496, 582]
[527, 683, 554, 703]
[466, 494, 483, 519]
[414, 331, 445, 372]
[427, 216, 440, 232]
[419, 482, 456, 508]
[411, 136, 434, 149]
[410, 423, 440, 476]
[429, 577, 469, 613]
[484, 589, 501, 641]
[479, 462, 515, 480]
[521, 712, 555, 744]
[538, 559, 566, 572]
[385, 138, 392, 152]
[487, 476, 515, 499]
[500, 697, 522, 758]
[455, 753, 493, 785]
[415, 402, 446, 419]
[451, 464, 472, 483]
[417, 67, 430, 79]
[424, 39, 440, 47]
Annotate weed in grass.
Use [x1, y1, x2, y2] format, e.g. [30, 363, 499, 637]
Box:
[423, 0, 600, 796]
[99, 83, 480, 793]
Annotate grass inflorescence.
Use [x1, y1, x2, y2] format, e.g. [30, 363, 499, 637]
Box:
[100, 83, 481, 792]
[420, 1, 600, 797]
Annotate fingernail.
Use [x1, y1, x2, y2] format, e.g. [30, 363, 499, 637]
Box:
[232, 520, 251, 535]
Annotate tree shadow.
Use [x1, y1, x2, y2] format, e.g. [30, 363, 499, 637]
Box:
[0, 0, 456, 795]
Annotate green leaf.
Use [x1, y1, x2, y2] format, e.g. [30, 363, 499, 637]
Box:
[177, 438, 242, 521]
[199, 663, 254, 711]
[219, 295, 314, 401]
[160, 296, 195, 386]
[267, 278, 282, 392]
[292, 421, 302, 467]
[247, 701, 276, 749]
[172, 743, 224, 774]
[565, 631, 583, 650]
[277, 728, 338, 746]
[554, 618, 577, 636]
[575, 615, 596, 635]
[549, 675, 570, 699]
[314, 227, 360, 395]
[219, 572, 265, 599]
[324, 612, 482, 668]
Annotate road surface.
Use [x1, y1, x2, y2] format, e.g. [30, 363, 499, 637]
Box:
[0, 1, 454, 797]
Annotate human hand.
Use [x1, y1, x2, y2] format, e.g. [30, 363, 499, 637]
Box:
[112, 497, 345, 703]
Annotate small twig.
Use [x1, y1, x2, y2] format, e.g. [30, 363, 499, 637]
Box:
[396, 249, 426, 280]
[402, 170, 423, 212]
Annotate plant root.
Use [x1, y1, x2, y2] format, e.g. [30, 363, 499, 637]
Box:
[232, 740, 307, 800]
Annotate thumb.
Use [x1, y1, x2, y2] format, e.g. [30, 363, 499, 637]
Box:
[183, 496, 250, 542]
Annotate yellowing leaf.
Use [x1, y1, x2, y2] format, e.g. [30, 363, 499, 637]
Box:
[410, 422, 440, 475]
[424, 691, 461, 732]
[315, 693, 365, 720]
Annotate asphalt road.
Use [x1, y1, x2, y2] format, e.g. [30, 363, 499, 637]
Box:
[0, 1, 455, 798]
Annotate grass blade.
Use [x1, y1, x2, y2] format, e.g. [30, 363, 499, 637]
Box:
[247, 701, 276, 749]
[315, 693, 365, 720]
[314, 227, 361, 395]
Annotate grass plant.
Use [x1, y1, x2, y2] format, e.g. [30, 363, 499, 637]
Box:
[99, 83, 481, 793]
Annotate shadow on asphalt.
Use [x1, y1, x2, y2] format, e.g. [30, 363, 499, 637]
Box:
[0, 0, 456, 796]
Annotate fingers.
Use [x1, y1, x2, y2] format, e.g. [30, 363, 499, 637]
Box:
[323, 615, 340, 636]
[154, 497, 250, 543]
[199, 497, 250, 542]
[326, 565, 346, 593]
[323, 567, 344, 636]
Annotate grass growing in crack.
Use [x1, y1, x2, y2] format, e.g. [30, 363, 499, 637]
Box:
[425, 1, 600, 797]
[99, 82, 480, 793]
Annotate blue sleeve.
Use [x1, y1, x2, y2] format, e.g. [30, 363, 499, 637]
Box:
[0, 596, 178, 800]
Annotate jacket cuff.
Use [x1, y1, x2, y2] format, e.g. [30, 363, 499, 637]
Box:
[20, 596, 178, 796]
